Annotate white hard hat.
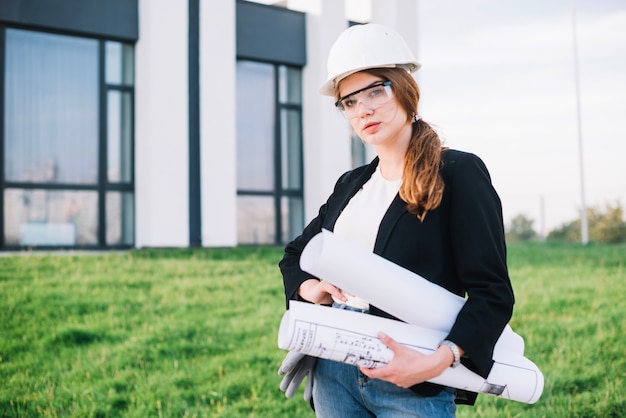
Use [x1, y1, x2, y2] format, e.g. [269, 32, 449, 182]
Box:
[320, 23, 421, 96]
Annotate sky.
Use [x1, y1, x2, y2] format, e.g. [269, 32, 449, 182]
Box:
[253, 0, 626, 234]
[413, 0, 626, 235]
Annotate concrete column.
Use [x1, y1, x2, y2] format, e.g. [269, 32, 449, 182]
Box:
[135, 0, 189, 247]
[199, 0, 237, 247]
[302, 0, 351, 223]
[371, 0, 419, 60]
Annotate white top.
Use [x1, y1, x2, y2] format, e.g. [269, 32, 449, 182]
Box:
[332, 165, 402, 309]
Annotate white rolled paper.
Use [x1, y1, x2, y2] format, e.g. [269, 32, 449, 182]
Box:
[279, 301, 544, 404]
[300, 229, 525, 354]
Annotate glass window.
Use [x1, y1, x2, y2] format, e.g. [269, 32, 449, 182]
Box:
[4, 29, 98, 184]
[280, 109, 302, 190]
[107, 91, 133, 183]
[105, 41, 134, 85]
[236, 61, 303, 245]
[281, 197, 303, 244]
[236, 61, 275, 191]
[279, 65, 302, 104]
[106, 191, 134, 245]
[2, 28, 135, 249]
[4, 189, 98, 246]
[237, 196, 276, 245]
[351, 133, 368, 168]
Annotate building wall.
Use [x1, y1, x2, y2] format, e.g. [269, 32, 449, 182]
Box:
[199, 0, 238, 247]
[1, 0, 420, 249]
[135, 0, 190, 247]
[131, 0, 420, 247]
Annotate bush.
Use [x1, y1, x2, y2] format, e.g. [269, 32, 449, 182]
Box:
[506, 214, 538, 242]
[548, 201, 626, 244]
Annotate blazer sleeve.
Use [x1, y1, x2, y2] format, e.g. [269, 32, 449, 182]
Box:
[443, 152, 515, 378]
[278, 170, 353, 308]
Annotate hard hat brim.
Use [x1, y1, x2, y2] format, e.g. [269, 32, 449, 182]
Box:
[319, 62, 421, 96]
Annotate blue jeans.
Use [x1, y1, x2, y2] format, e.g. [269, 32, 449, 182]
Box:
[313, 358, 456, 418]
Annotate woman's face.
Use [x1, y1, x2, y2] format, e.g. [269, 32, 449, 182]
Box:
[337, 71, 411, 149]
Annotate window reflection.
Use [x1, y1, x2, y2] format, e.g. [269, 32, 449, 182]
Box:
[107, 91, 133, 183]
[281, 109, 302, 190]
[236, 61, 304, 245]
[106, 192, 134, 245]
[236, 61, 275, 191]
[4, 189, 98, 246]
[237, 196, 276, 244]
[351, 134, 368, 168]
[4, 29, 98, 184]
[282, 197, 303, 244]
[279, 65, 302, 104]
[2, 28, 135, 248]
[105, 41, 134, 85]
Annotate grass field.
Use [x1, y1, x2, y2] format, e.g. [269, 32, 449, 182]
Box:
[1, 242, 624, 417]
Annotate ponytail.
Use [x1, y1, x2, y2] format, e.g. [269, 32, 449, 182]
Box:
[400, 119, 446, 221]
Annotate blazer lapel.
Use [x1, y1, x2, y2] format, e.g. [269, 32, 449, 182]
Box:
[374, 194, 408, 254]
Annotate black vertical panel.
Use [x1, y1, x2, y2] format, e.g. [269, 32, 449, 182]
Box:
[0, 27, 5, 247]
[236, 0, 306, 66]
[0, 0, 138, 41]
[273, 67, 282, 245]
[188, 0, 201, 246]
[98, 41, 107, 247]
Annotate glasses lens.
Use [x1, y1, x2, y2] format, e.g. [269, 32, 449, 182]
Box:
[337, 82, 393, 118]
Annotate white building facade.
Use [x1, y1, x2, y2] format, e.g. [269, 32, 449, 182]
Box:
[0, 0, 419, 249]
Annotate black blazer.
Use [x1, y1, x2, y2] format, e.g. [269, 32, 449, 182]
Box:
[279, 149, 515, 403]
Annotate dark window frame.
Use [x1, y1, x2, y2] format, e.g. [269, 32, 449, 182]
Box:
[0, 24, 135, 250]
[236, 62, 304, 246]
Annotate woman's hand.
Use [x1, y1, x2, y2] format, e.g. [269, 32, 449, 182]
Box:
[298, 279, 347, 305]
[360, 332, 460, 388]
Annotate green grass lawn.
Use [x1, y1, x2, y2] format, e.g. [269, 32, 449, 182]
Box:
[1, 243, 624, 417]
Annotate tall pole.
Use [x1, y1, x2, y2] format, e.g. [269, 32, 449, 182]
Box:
[571, 0, 589, 244]
[539, 195, 546, 242]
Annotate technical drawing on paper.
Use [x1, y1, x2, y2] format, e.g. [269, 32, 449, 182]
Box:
[290, 319, 397, 368]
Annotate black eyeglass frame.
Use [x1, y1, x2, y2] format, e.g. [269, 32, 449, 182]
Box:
[334, 81, 392, 110]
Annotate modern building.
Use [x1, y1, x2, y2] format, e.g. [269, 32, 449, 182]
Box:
[0, 0, 419, 250]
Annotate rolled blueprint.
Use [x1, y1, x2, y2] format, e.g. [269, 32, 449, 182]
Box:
[300, 229, 524, 354]
[279, 301, 544, 404]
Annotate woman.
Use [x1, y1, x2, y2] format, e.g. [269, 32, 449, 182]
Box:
[279, 23, 514, 417]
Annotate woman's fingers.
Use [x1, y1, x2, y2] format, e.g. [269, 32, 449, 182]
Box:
[319, 280, 347, 302]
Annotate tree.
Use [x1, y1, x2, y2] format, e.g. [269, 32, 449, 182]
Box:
[547, 221, 579, 243]
[547, 201, 626, 244]
[506, 214, 537, 242]
[588, 201, 626, 244]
